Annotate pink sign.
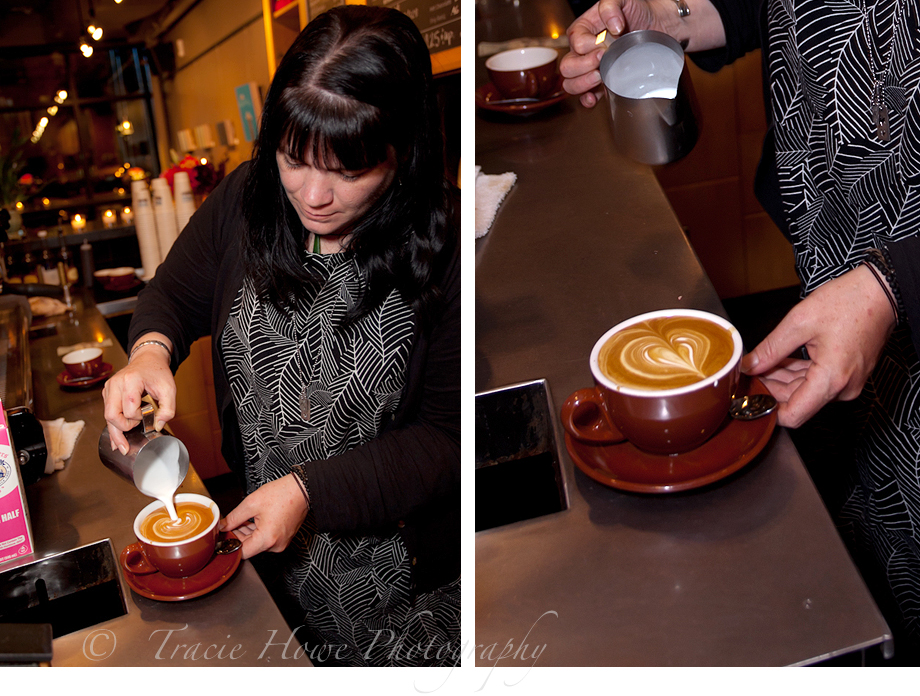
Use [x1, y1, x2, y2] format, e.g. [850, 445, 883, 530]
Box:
[0, 400, 34, 565]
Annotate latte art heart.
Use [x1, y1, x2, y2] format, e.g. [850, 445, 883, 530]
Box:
[599, 316, 735, 391]
[140, 501, 213, 543]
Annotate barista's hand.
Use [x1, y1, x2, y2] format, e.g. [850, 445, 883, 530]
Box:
[102, 333, 175, 455]
[562, 0, 658, 107]
[561, 0, 727, 107]
[742, 265, 896, 429]
[220, 475, 309, 559]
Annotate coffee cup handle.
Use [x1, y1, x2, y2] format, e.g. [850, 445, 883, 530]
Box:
[561, 388, 627, 445]
[120, 542, 158, 576]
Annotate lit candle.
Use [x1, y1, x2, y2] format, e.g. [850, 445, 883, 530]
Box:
[70, 214, 86, 231]
[121, 206, 134, 225]
[102, 209, 116, 228]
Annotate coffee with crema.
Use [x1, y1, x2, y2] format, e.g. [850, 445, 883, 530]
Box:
[139, 501, 213, 543]
[598, 315, 735, 391]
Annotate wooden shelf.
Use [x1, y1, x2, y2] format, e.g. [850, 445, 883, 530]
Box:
[262, 0, 307, 78]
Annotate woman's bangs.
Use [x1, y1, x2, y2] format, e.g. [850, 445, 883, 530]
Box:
[279, 92, 389, 171]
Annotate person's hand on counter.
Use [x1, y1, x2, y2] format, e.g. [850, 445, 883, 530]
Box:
[742, 265, 896, 429]
[561, 0, 727, 108]
[220, 474, 309, 559]
[102, 332, 176, 455]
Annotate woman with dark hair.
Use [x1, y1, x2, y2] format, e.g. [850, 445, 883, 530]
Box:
[103, 5, 459, 666]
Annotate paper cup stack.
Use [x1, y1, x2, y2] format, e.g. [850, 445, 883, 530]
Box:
[131, 180, 161, 281]
[173, 171, 196, 233]
[151, 177, 179, 260]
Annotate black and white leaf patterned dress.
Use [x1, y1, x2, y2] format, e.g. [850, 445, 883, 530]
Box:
[221, 249, 460, 665]
[766, 0, 920, 636]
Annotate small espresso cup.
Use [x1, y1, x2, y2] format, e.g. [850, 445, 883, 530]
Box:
[62, 347, 104, 379]
[561, 309, 743, 455]
[121, 493, 219, 578]
[485, 47, 559, 100]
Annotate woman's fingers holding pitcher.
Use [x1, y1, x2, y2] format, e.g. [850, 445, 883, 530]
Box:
[562, 0, 669, 104]
[566, 3, 620, 55]
[562, 0, 630, 105]
[220, 475, 309, 559]
[560, 47, 606, 107]
[566, 0, 656, 54]
[102, 350, 177, 455]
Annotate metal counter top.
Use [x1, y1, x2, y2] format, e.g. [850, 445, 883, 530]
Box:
[17, 294, 308, 666]
[474, 2, 892, 664]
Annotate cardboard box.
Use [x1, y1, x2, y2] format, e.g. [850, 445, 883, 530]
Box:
[0, 398, 35, 566]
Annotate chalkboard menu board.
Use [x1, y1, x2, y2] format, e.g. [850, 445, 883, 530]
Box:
[366, 0, 460, 61]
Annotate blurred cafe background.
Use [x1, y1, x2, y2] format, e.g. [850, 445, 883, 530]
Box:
[0, 0, 458, 665]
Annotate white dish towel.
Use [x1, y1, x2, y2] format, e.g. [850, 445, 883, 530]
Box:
[39, 418, 85, 474]
[475, 165, 517, 239]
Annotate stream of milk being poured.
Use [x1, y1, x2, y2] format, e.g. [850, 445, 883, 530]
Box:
[605, 42, 684, 99]
[135, 439, 182, 521]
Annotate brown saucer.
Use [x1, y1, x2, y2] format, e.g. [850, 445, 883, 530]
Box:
[475, 77, 568, 115]
[121, 533, 242, 602]
[565, 378, 777, 494]
[57, 363, 113, 390]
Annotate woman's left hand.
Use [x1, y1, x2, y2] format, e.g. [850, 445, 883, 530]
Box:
[742, 264, 896, 429]
[220, 474, 309, 559]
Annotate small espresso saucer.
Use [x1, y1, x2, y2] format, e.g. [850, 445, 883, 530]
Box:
[121, 533, 242, 602]
[475, 77, 568, 116]
[56, 363, 113, 390]
[564, 377, 777, 494]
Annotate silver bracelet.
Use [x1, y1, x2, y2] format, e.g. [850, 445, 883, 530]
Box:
[674, 0, 690, 17]
[129, 339, 171, 362]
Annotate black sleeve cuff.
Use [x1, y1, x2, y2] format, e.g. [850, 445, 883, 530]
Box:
[882, 237, 920, 355]
[689, 0, 763, 71]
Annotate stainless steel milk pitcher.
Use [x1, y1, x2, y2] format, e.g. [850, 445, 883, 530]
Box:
[98, 402, 189, 497]
[599, 30, 700, 165]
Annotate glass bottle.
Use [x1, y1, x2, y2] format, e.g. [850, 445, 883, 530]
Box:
[37, 230, 59, 285]
[22, 251, 38, 284]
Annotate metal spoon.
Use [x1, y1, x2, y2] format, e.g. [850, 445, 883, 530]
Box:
[729, 393, 778, 421]
[215, 537, 242, 555]
[486, 90, 565, 106]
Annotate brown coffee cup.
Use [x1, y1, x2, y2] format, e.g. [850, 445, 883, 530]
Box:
[485, 47, 559, 100]
[93, 266, 137, 291]
[62, 347, 104, 379]
[121, 493, 219, 578]
[561, 309, 743, 455]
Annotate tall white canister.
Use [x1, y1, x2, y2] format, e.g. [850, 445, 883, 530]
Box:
[173, 171, 196, 233]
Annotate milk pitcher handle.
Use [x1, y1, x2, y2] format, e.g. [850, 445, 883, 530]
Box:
[140, 402, 157, 435]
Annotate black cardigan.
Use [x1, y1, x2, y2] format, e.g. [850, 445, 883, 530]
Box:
[128, 164, 460, 592]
